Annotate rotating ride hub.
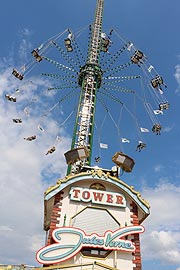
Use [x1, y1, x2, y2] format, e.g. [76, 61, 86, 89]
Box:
[78, 63, 103, 89]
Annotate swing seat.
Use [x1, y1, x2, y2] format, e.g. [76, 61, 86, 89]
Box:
[31, 49, 43, 62]
[12, 69, 24, 80]
[131, 50, 143, 64]
[64, 38, 73, 52]
[151, 76, 163, 88]
[159, 102, 169, 110]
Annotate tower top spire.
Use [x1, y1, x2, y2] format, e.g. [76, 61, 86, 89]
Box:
[87, 0, 104, 64]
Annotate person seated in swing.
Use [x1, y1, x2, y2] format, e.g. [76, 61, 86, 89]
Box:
[24, 135, 36, 141]
[64, 29, 73, 52]
[136, 141, 146, 152]
[101, 32, 111, 52]
[12, 69, 24, 80]
[151, 75, 167, 90]
[45, 146, 56, 155]
[159, 102, 169, 111]
[131, 50, 144, 66]
[95, 156, 101, 163]
[12, 118, 22, 123]
[5, 94, 16, 102]
[31, 48, 43, 62]
[152, 124, 162, 135]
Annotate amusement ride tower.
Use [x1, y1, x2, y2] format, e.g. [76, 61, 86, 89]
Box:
[36, 1, 151, 269]
[5, 0, 169, 269]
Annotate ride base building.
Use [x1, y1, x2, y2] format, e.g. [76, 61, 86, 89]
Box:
[37, 168, 150, 270]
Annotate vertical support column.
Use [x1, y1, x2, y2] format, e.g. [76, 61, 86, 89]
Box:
[76, 74, 96, 149]
[67, 0, 104, 174]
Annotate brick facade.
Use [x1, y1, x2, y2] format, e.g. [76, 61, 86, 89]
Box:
[47, 191, 64, 245]
[130, 202, 142, 270]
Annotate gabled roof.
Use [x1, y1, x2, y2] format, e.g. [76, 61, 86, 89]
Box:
[44, 168, 150, 230]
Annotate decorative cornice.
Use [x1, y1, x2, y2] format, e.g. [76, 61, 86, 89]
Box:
[45, 170, 92, 196]
[44, 169, 150, 214]
[91, 169, 110, 179]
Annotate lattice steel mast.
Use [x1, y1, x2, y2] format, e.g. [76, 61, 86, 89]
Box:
[66, 0, 104, 174]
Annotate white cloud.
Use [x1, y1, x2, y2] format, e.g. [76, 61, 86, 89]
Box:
[163, 125, 174, 133]
[19, 28, 33, 37]
[153, 164, 164, 173]
[141, 181, 180, 266]
[18, 39, 32, 63]
[174, 64, 180, 94]
[0, 226, 13, 232]
[0, 59, 71, 265]
[142, 230, 180, 264]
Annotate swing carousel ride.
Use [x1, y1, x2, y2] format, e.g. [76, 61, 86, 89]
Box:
[1, 0, 171, 269]
[5, 0, 169, 175]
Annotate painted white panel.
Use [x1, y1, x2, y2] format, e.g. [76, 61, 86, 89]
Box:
[72, 207, 119, 235]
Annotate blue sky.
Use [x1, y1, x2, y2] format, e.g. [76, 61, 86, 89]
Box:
[0, 1, 180, 269]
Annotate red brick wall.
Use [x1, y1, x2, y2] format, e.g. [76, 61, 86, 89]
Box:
[130, 202, 142, 270]
[47, 191, 64, 245]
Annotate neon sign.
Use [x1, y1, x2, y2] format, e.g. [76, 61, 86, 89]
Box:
[69, 187, 126, 207]
[36, 226, 144, 264]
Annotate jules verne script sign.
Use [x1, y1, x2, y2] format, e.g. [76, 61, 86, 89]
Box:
[36, 226, 144, 264]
